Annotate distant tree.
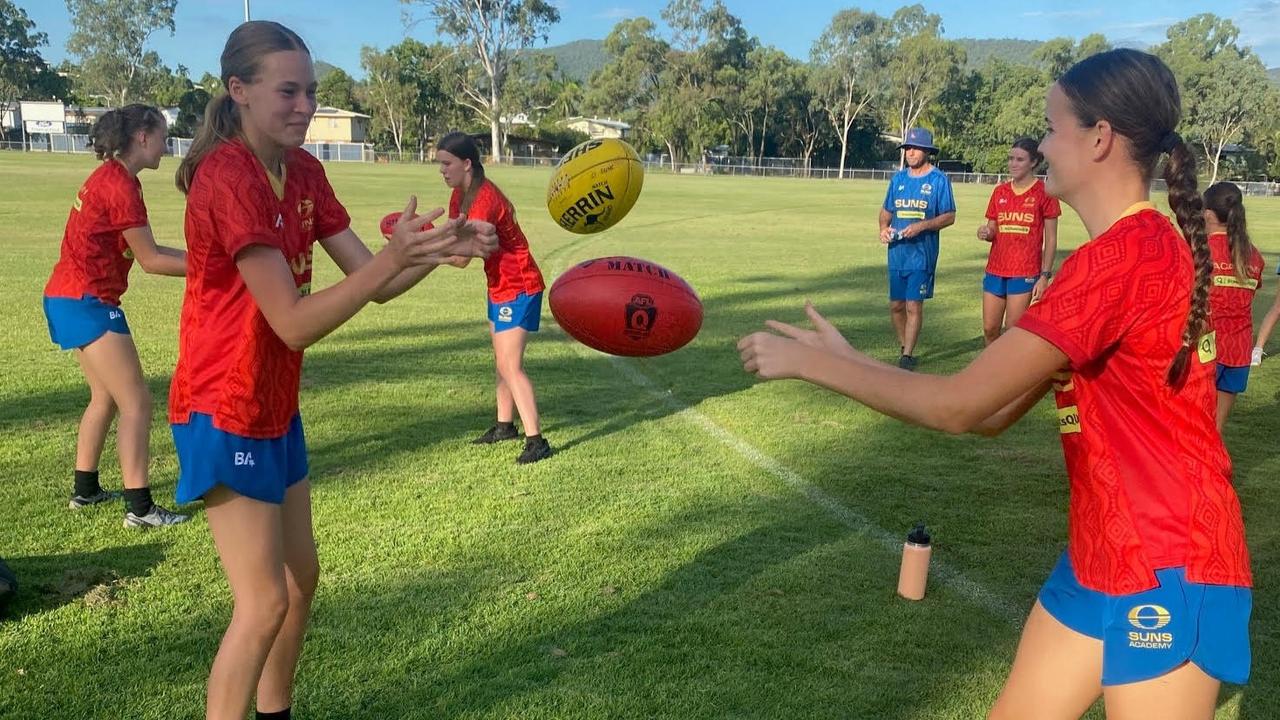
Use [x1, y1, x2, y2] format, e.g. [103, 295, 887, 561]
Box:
[402, 0, 560, 162]
[811, 9, 888, 178]
[0, 0, 68, 133]
[317, 68, 360, 111]
[65, 0, 177, 106]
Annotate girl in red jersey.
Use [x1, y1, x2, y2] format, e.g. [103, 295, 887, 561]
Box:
[170, 22, 496, 720]
[42, 103, 190, 528]
[435, 131, 552, 464]
[1203, 182, 1263, 432]
[739, 49, 1249, 719]
[976, 137, 1061, 344]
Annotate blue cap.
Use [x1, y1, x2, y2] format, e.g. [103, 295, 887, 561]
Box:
[898, 127, 938, 153]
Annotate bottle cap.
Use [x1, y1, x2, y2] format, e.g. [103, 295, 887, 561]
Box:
[907, 522, 930, 546]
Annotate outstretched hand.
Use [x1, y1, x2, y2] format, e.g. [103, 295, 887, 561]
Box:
[384, 197, 496, 269]
[738, 302, 856, 380]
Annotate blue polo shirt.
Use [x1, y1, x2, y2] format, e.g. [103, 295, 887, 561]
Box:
[882, 166, 956, 272]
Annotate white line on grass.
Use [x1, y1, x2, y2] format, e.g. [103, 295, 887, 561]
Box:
[606, 356, 1026, 627]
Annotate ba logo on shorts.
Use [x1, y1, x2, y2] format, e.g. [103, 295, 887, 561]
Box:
[108, 310, 122, 320]
[234, 452, 256, 467]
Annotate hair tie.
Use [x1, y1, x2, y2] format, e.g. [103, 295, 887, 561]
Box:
[1159, 132, 1181, 154]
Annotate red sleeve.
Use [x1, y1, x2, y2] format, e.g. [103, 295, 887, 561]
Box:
[211, 163, 283, 259]
[312, 168, 350, 239]
[106, 173, 148, 230]
[985, 186, 1000, 221]
[1254, 248, 1265, 291]
[1042, 193, 1062, 219]
[1017, 236, 1147, 369]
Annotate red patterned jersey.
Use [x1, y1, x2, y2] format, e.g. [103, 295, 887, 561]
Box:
[169, 140, 350, 438]
[983, 179, 1061, 277]
[44, 160, 149, 305]
[449, 180, 544, 302]
[1017, 205, 1250, 594]
[1208, 232, 1264, 368]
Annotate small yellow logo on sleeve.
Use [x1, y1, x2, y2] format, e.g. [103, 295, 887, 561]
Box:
[1198, 332, 1217, 364]
[1058, 405, 1081, 434]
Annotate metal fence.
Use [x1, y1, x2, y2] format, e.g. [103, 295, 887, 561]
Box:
[2, 134, 373, 163]
[6, 133, 1280, 196]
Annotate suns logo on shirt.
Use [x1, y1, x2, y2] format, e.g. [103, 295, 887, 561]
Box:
[289, 249, 313, 296]
[298, 198, 315, 230]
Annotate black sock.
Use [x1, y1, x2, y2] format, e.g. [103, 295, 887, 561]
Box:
[74, 469, 102, 498]
[257, 709, 290, 720]
[526, 433, 543, 443]
[497, 421, 515, 431]
[123, 487, 154, 517]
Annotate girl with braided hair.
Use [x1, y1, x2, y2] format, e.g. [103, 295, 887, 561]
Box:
[1203, 182, 1264, 431]
[737, 48, 1249, 718]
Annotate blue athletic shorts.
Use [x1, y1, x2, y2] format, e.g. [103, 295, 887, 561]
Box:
[1039, 551, 1251, 686]
[1216, 364, 1250, 394]
[982, 272, 1038, 298]
[488, 291, 542, 333]
[888, 269, 935, 302]
[171, 412, 309, 505]
[42, 294, 130, 350]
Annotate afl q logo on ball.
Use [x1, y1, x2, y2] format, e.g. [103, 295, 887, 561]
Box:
[624, 294, 657, 340]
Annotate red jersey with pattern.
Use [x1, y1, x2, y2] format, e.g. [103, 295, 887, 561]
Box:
[983, 179, 1061, 277]
[44, 160, 149, 305]
[1208, 231, 1264, 368]
[1017, 207, 1250, 594]
[169, 140, 350, 438]
[449, 180, 544, 303]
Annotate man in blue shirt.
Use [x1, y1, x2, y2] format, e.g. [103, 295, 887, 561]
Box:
[879, 127, 956, 371]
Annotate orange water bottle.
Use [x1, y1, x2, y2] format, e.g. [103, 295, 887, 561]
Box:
[896, 522, 932, 601]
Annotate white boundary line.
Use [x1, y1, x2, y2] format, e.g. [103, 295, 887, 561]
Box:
[606, 356, 1027, 627]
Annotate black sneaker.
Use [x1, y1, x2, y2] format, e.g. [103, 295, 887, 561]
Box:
[516, 437, 552, 465]
[897, 354, 918, 371]
[472, 424, 520, 445]
[69, 489, 121, 510]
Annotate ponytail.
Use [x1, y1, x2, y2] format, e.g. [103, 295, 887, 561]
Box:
[1057, 49, 1208, 387]
[176, 94, 239, 194]
[1204, 181, 1253, 283]
[1163, 137, 1210, 386]
[90, 103, 164, 161]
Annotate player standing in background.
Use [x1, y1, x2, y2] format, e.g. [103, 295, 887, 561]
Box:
[42, 103, 190, 527]
[976, 138, 1061, 345]
[878, 127, 956, 370]
[1204, 181, 1264, 431]
[436, 131, 552, 465]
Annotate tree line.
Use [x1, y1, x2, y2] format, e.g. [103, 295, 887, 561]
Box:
[2, 0, 1276, 181]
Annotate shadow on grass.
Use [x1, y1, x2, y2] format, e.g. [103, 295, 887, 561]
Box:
[1, 542, 166, 622]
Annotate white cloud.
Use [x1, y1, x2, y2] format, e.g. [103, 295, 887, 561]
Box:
[1020, 9, 1103, 19]
[594, 7, 634, 20]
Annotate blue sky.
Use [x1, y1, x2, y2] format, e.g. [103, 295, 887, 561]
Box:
[19, 0, 1280, 78]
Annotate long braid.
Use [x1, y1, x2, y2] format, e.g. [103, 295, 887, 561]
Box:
[1164, 139, 1210, 385]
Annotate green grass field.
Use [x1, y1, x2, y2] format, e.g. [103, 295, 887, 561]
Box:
[1, 151, 1277, 719]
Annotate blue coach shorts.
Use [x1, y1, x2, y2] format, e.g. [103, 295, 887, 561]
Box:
[1039, 552, 1251, 686]
[982, 273, 1038, 298]
[172, 412, 309, 505]
[888, 269, 935, 302]
[1216, 364, 1250, 394]
[488, 291, 542, 333]
[43, 294, 130, 350]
